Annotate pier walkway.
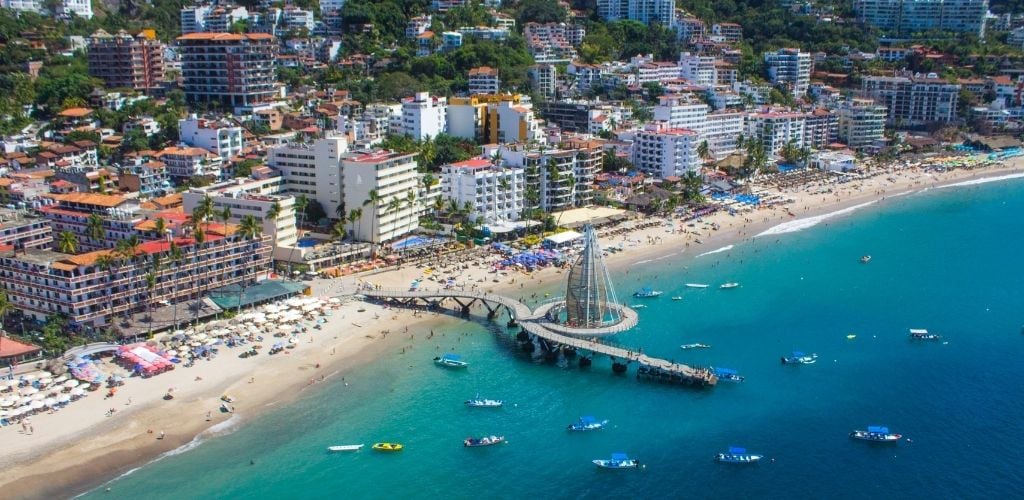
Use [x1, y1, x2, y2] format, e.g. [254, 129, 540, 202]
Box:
[358, 287, 716, 387]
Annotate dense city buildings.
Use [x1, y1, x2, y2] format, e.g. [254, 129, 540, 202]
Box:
[854, 0, 988, 37]
[838, 98, 888, 149]
[764, 48, 812, 98]
[861, 74, 961, 127]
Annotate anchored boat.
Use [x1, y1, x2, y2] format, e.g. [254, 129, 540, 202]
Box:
[713, 367, 744, 382]
[633, 287, 663, 298]
[850, 426, 902, 443]
[781, 351, 818, 364]
[327, 444, 364, 452]
[909, 329, 941, 340]
[372, 442, 403, 452]
[860, 255, 872, 263]
[593, 453, 639, 469]
[464, 435, 505, 447]
[680, 343, 711, 350]
[715, 447, 763, 463]
[720, 282, 740, 289]
[434, 353, 469, 368]
[685, 283, 710, 288]
[568, 416, 608, 431]
[465, 396, 504, 408]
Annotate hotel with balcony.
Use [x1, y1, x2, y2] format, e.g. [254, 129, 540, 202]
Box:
[441, 158, 525, 224]
[177, 32, 277, 112]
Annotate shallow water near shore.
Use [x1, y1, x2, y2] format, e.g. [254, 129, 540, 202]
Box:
[84, 179, 1024, 499]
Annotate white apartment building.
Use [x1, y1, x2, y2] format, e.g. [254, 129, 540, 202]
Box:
[636, 62, 682, 84]
[496, 140, 600, 211]
[4, 0, 91, 18]
[179, 116, 244, 160]
[703, 112, 745, 160]
[341, 150, 421, 244]
[631, 122, 701, 178]
[860, 74, 960, 127]
[746, 112, 807, 158]
[397, 92, 447, 141]
[180, 6, 212, 34]
[183, 180, 298, 251]
[267, 135, 349, 220]
[653, 94, 743, 160]
[156, 146, 223, 182]
[441, 158, 525, 224]
[61, 0, 92, 18]
[854, 0, 987, 37]
[679, 52, 718, 86]
[765, 48, 812, 98]
[599, 0, 674, 26]
[468, 66, 500, 95]
[653, 94, 709, 132]
[529, 64, 557, 99]
[406, 15, 431, 38]
[320, 0, 345, 14]
[281, 7, 314, 31]
[838, 98, 888, 149]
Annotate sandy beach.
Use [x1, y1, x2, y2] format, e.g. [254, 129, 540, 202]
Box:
[2, 156, 1023, 498]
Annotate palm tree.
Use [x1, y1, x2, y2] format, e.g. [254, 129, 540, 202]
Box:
[404, 191, 417, 232]
[167, 243, 184, 330]
[288, 194, 309, 276]
[330, 220, 347, 241]
[362, 189, 381, 245]
[57, 231, 78, 254]
[197, 195, 214, 232]
[190, 226, 206, 327]
[697, 140, 711, 164]
[0, 292, 12, 353]
[95, 254, 118, 325]
[387, 197, 402, 242]
[86, 213, 104, 246]
[348, 208, 362, 240]
[115, 235, 141, 321]
[235, 215, 263, 315]
[266, 202, 282, 223]
[145, 272, 157, 337]
[153, 217, 167, 241]
[334, 201, 347, 221]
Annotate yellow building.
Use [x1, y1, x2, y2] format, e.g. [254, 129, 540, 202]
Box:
[447, 94, 542, 145]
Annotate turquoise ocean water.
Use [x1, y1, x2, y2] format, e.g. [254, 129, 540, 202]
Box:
[85, 179, 1024, 499]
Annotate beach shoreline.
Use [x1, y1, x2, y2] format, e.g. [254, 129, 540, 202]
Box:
[3, 158, 1023, 499]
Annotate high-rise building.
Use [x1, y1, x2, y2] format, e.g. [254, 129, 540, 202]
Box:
[838, 98, 888, 149]
[397, 92, 447, 141]
[177, 33, 277, 110]
[179, 116, 244, 160]
[180, 6, 212, 34]
[764, 48, 812, 98]
[678, 52, 718, 86]
[854, 0, 987, 37]
[529, 64, 557, 99]
[860, 74, 961, 127]
[631, 122, 701, 178]
[87, 30, 165, 92]
[3, 0, 90, 17]
[803, 109, 839, 150]
[441, 158, 525, 224]
[341, 150, 421, 244]
[267, 135, 349, 221]
[598, 0, 673, 26]
[745, 111, 807, 158]
[447, 94, 544, 145]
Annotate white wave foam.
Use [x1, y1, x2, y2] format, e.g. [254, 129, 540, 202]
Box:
[938, 172, 1024, 189]
[697, 244, 734, 257]
[756, 200, 877, 237]
[889, 190, 914, 198]
[78, 414, 243, 497]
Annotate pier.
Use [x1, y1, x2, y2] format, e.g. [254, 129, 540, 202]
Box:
[359, 287, 717, 387]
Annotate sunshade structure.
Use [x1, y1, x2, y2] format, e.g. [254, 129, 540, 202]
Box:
[564, 225, 624, 328]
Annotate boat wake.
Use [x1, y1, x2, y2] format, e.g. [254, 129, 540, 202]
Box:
[78, 414, 243, 497]
[938, 172, 1024, 189]
[756, 201, 877, 237]
[697, 245, 733, 258]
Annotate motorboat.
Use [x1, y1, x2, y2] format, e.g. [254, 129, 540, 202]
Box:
[593, 453, 639, 469]
[327, 444, 365, 452]
[685, 283, 709, 288]
[372, 442, 403, 452]
[671, 296, 683, 301]
[464, 435, 505, 447]
[781, 351, 818, 364]
[713, 367, 744, 382]
[568, 416, 608, 431]
[860, 255, 872, 264]
[465, 396, 504, 408]
[909, 329, 941, 340]
[632, 304, 647, 309]
[633, 287, 663, 298]
[720, 283, 740, 289]
[220, 402, 234, 413]
[850, 426, 902, 443]
[715, 447, 763, 463]
[680, 343, 711, 350]
[434, 353, 468, 368]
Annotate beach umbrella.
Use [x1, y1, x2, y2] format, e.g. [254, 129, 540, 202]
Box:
[21, 374, 36, 382]
[31, 393, 46, 401]
[20, 387, 38, 396]
[70, 388, 86, 397]
[53, 375, 68, 384]
[43, 398, 57, 407]
[0, 399, 13, 407]
[38, 371, 52, 378]
[57, 394, 71, 404]
[29, 400, 44, 409]
[39, 377, 52, 386]
[18, 396, 32, 405]
[63, 380, 80, 389]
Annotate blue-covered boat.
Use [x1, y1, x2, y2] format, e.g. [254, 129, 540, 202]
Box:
[464, 435, 505, 447]
[568, 416, 608, 431]
[713, 367, 745, 382]
[715, 446, 763, 463]
[850, 425, 902, 442]
[593, 452, 639, 469]
[633, 287, 663, 298]
[781, 351, 817, 364]
[434, 353, 468, 368]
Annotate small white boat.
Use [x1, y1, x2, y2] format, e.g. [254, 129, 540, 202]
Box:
[685, 283, 709, 289]
[720, 283, 740, 289]
[671, 296, 683, 301]
[680, 343, 711, 350]
[632, 304, 647, 309]
[327, 444, 365, 452]
[909, 329, 941, 340]
[465, 395, 504, 407]
[593, 453, 639, 469]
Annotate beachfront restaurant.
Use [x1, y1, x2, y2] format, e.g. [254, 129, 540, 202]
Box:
[542, 230, 583, 250]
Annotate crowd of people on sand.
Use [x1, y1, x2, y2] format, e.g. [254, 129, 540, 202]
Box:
[1, 295, 347, 434]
